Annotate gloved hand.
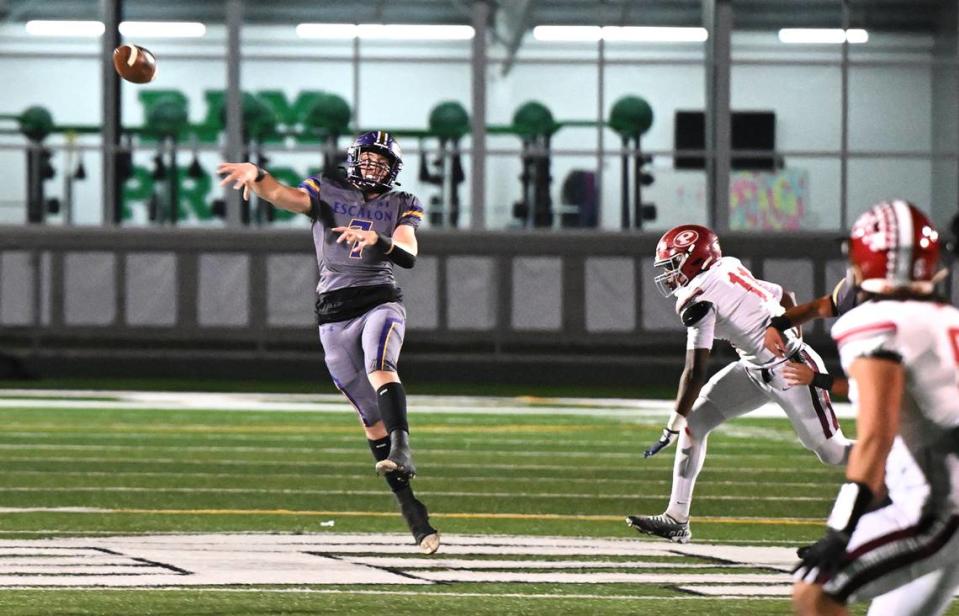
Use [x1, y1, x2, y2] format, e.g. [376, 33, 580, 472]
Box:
[644, 427, 680, 458]
[791, 528, 850, 582]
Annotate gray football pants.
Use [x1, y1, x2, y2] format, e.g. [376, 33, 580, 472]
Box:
[319, 301, 406, 427]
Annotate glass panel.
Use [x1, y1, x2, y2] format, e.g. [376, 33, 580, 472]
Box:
[731, 4, 841, 231]
[359, 38, 472, 229]
[238, 28, 354, 228]
[0, 18, 104, 225]
[846, 157, 935, 221]
[848, 65, 932, 154]
[605, 49, 704, 231]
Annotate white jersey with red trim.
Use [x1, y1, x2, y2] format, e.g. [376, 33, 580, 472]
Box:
[832, 299, 959, 509]
[673, 256, 800, 367]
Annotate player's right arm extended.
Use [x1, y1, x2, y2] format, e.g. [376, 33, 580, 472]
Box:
[644, 348, 710, 458]
[216, 162, 311, 214]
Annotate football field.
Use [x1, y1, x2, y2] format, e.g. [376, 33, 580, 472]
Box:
[0, 389, 953, 615]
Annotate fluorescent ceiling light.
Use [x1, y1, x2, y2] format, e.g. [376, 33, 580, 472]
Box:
[26, 19, 205, 38]
[778, 28, 868, 44]
[295, 23, 358, 39]
[355, 24, 474, 40]
[25, 20, 105, 37]
[296, 23, 473, 40]
[533, 26, 602, 42]
[119, 21, 206, 38]
[602, 26, 708, 43]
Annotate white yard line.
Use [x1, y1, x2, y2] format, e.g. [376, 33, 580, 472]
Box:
[0, 390, 856, 419]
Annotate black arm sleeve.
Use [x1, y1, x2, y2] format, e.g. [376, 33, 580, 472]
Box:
[376, 233, 416, 269]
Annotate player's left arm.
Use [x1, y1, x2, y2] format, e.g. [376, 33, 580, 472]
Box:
[644, 347, 710, 458]
[793, 354, 902, 580]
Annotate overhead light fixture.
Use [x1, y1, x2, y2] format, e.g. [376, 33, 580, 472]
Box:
[295, 23, 358, 39]
[532, 26, 602, 42]
[778, 28, 869, 44]
[25, 20, 105, 37]
[355, 24, 474, 40]
[602, 26, 708, 43]
[119, 22, 206, 38]
[296, 23, 474, 40]
[26, 19, 206, 38]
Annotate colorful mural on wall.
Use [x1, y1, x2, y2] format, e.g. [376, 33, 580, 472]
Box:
[729, 169, 808, 231]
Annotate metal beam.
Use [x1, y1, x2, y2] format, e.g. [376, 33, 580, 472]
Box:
[470, 0, 489, 229]
[704, 0, 732, 232]
[224, 0, 244, 227]
[100, 0, 122, 226]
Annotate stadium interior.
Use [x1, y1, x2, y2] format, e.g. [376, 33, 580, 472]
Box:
[0, 1, 957, 614]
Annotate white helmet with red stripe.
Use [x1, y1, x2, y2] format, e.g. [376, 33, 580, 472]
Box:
[848, 199, 941, 295]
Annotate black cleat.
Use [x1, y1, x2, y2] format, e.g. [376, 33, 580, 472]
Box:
[626, 513, 692, 544]
[376, 430, 416, 479]
[396, 492, 439, 554]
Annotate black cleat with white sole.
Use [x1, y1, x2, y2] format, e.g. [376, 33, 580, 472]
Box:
[626, 513, 692, 544]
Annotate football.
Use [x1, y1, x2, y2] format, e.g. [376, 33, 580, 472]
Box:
[112, 44, 157, 84]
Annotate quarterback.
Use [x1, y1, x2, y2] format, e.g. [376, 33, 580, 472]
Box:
[793, 201, 959, 616]
[217, 131, 439, 554]
[627, 224, 853, 543]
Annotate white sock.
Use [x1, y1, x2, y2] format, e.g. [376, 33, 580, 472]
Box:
[665, 430, 708, 523]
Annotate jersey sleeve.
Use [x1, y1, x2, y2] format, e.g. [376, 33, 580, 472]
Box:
[398, 194, 425, 228]
[298, 175, 321, 199]
[685, 303, 717, 350]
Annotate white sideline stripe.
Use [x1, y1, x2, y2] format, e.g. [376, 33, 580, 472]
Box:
[0, 487, 834, 502]
[0, 431, 802, 451]
[0, 532, 811, 545]
[0, 391, 857, 419]
[0, 470, 837, 489]
[0, 454, 838, 474]
[0, 442, 828, 461]
[0, 587, 783, 600]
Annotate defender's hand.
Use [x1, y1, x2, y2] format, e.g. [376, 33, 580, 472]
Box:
[332, 226, 379, 254]
[763, 326, 788, 357]
[644, 427, 680, 458]
[791, 528, 849, 582]
[217, 162, 257, 200]
[783, 361, 816, 387]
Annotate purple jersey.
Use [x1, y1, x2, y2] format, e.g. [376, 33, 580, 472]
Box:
[299, 175, 424, 294]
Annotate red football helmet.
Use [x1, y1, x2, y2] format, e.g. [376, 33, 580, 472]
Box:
[848, 200, 941, 294]
[654, 224, 722, 297]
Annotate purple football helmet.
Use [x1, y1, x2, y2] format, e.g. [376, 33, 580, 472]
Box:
[345, 130, 403, 191]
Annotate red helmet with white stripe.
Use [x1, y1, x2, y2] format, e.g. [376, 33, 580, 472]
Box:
[654, 224, 722, 297]
[848, 200, 941, 294]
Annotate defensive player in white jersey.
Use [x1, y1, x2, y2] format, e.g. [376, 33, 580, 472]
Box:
[793, 200, 959, 616]
[627, 224, 853, 543]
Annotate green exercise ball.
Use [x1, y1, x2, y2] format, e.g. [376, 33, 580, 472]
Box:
[429, 101, 470, 140]
[512, 101, 555, 137]
[19, 106, 54, 142]
[146, 96, 189, 137]
[305, 92, 352, 136]
[609, 96, 654, 137]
